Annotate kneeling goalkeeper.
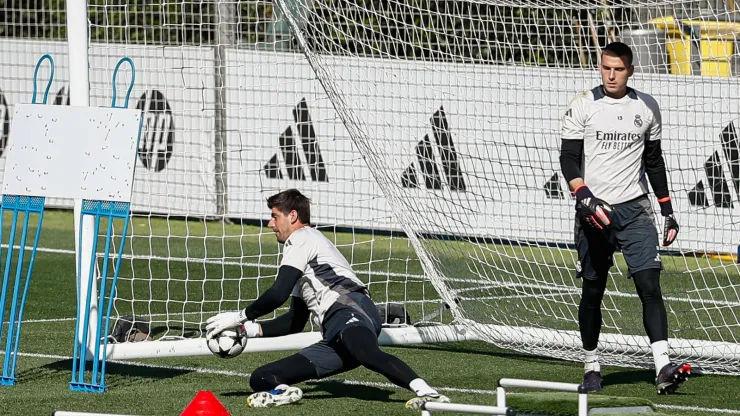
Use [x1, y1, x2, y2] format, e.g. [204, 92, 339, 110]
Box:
[205, 189, 449, 409]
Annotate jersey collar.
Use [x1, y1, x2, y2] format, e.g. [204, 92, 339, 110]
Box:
[284, 225, 311, 246]
[594, 85, 637, 103]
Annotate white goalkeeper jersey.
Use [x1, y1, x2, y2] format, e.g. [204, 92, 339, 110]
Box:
[560, 86, 662, 205]
[280, 226, 367, 324]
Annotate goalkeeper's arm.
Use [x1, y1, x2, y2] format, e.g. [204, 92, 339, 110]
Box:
[257, 296, 310, 337]
[560, 139, 585, 190]
[644, 138, 679, 246]
[643, 139, 672, 215]
[243, 265, 302, 321]
[205, 265, 303, 339]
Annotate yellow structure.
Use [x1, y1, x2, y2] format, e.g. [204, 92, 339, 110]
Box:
[649, 16, 740, 77]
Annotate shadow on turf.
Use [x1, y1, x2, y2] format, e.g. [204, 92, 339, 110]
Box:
[222, 380, 404, 403]
[33, 359, 191, 388]
[304, 380, 405, 403]
[398, 342, 571, 367]
[602, 369, 701, 393]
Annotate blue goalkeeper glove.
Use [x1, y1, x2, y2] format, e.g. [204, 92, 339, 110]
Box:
[575, 185, 613, 230]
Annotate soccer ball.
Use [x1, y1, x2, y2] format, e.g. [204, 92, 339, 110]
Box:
[207, 329, 247, 359]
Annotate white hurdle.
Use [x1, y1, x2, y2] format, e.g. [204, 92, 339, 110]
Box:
[421, 402, 515, 416]
[497, 378, 588, 416]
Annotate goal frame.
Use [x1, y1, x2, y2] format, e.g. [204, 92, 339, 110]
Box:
[58, 0, 740, 378]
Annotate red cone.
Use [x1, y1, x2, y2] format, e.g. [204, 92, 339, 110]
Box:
[180, 390, 231, 416]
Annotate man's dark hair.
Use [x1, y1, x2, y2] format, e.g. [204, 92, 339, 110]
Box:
[603, 42, 633, 66]
[267, 189, 311, 224]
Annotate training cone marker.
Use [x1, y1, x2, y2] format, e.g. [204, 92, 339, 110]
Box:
[180, 390, 231, 416]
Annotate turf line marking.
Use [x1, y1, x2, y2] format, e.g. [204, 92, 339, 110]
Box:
[654, 404, 740, 414]
[9, 351, 740, 414]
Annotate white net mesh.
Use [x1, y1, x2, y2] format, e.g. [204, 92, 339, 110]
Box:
[2, 0, 740, 374]
[271, 0, 740, 373]
[0, 1, 446, 345]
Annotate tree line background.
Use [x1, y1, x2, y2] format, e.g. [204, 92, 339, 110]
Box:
[0, 0, 728, 69]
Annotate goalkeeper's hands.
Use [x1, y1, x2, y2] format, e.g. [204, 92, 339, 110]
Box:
[662, 214, 679, 246]
[205, 310, 247, 339]
[658, 197, 679, 246]
[575, 185, 613, 230]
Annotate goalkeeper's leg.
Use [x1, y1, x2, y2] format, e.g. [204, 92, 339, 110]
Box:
[618, 199, 691, 394]
[575, 212, 615, 392]
[579, 274, 608, 392]
[325, 291, 449, 408]
[337, 325, 449, 409]
[247, 353, 317, 408]
[633, 269, 691, 393]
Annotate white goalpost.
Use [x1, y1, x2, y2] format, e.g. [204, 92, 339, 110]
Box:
[2, 0, 740, 383]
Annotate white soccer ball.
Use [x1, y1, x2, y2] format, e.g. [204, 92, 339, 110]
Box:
[207, 329, 247, 359]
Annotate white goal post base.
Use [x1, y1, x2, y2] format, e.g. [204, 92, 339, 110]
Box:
[105, 324, 481, 360]
[103, 323, 740, 365]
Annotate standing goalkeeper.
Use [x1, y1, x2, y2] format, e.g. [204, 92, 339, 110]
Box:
[559, 42, 689, 394]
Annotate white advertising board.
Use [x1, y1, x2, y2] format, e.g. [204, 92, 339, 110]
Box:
[225, 49, 740, 253]
[1, 39, 738, 253]
[0, 40, 217, 216]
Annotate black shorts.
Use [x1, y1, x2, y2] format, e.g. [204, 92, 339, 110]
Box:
[575, 195, 663, 280]
[298, 291, 382, 377]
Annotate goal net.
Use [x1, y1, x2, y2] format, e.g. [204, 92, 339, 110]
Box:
[3, 0, 740, 374]
[268, 0, 740, 373]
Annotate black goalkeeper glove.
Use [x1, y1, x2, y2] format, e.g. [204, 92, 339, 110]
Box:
[659, 197, 679, 246]
[575, 185, 613, 230]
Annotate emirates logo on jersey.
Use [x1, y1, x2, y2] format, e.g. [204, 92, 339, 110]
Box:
[595, 131, 643, 150]
[634, 114, 643, 127]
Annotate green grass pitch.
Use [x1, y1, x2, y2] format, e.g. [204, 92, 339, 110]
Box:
[1, 209, 740, 415]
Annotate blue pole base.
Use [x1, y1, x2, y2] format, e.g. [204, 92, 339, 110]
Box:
[0, 376, 16, 386]
[69, 382, 106, 393]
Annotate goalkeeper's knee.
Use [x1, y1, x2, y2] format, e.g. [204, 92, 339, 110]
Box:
[633, 269, 663, 304]
[580, 276, 607, 308]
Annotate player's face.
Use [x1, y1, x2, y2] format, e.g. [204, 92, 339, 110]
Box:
[268, 207, 295, 243]
[600, 53, 633, 98]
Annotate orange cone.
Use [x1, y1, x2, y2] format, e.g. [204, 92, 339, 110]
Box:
[180, 390, 231, 416]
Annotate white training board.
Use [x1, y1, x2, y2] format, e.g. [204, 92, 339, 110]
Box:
[2, 104, 142, 203]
